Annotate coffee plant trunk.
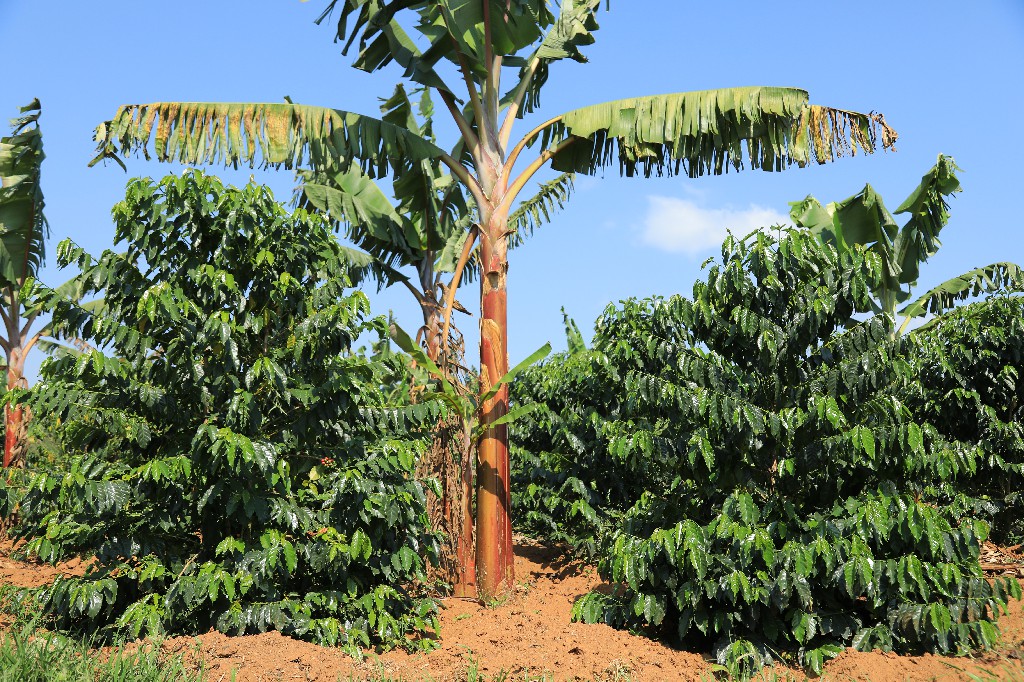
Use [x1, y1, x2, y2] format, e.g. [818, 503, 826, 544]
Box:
[476, 206, 514, 598]
[3, 349, 27, 468]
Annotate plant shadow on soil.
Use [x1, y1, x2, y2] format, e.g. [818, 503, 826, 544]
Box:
[2, 536, 1024, 681]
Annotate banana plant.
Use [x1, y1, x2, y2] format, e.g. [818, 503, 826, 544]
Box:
[390, 322, 550, 445]
[298, 84, 575, 594]
[298, 85, 475, 367]
[790, 154, 1023, 336]
[91, 1, 897, 598]
[297, 89, 478, 594]
[299, 84, 575, 366]
[0, 101, 50, 468]
[0, 102, 92, 470]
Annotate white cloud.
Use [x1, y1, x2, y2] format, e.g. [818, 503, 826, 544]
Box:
[641, 196, 789, 255]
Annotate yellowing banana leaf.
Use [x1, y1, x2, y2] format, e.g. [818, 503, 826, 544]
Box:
[540, 87, 897, 178]
[91, 102, 445, 180]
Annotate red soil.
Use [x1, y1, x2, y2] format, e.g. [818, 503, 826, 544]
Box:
[3, 536, 1023, 681]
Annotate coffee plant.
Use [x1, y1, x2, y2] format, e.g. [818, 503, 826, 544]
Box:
[908, 295, 1024, 545]
[511, 312, 643, 557]
[3, 171, 443, 650]
[516, 230, 1018, 676]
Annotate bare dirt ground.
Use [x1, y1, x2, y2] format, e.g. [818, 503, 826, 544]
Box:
[3, 536, 1023, 681]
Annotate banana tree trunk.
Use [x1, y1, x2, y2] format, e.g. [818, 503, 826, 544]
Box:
[420, 292, 443, 364]
[456, 421, 476, 597]
[3, 348, 27, 468]
[476, 210, 514, 599]
[879, 288, 899, 338]
[417, 285, 477, 596]
[3, 405, 26, 468]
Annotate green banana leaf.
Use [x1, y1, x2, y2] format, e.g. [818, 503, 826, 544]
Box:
[0, 100, 47, 289]
[319, 0, 557, 84]
[900, 263, 1024, 319]
[502, 0, 604, 117]
[791, 154, 963, 312]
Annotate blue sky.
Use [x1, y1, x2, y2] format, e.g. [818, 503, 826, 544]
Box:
[2, 1, 1023, 379]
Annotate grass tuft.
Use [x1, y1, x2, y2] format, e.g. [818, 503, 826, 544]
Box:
[0, 622, 204, 682]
